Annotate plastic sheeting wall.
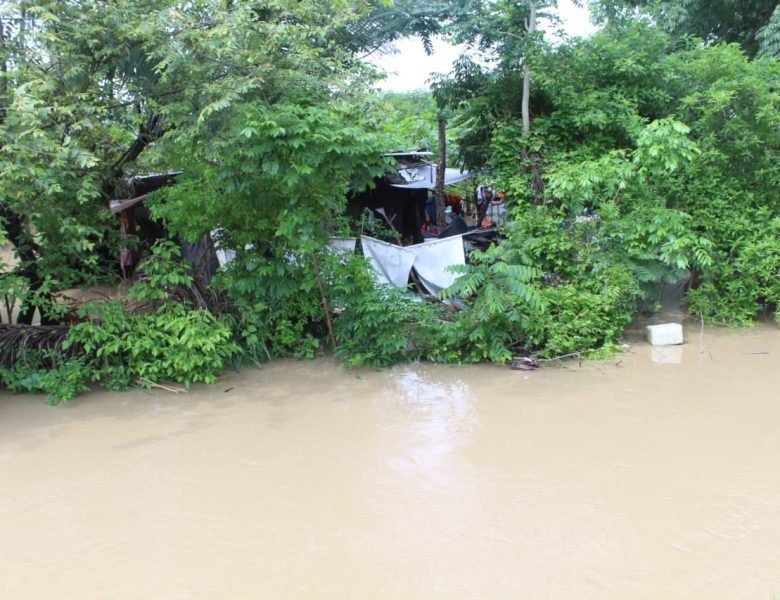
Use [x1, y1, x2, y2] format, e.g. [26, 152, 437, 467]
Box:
[360, 236, 417, 288]
[410, 237, 466, 295]
[360, 235, 465, 294]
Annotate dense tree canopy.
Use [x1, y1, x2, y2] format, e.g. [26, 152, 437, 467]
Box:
[0, 0, 390, 323]
[593, 0, 780, 57]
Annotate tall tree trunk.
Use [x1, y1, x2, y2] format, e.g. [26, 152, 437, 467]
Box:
[522, 1, 537, 138]
[521, 1, 546, 205]
[435, 116, 447, 233]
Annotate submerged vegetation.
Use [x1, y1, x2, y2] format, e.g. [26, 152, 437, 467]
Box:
[0, 0, 778, 402]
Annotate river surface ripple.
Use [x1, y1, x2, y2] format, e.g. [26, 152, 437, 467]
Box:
[1, 324, 779, 599]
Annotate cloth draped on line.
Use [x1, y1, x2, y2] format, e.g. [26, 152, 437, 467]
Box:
[360, 235, 466, 294]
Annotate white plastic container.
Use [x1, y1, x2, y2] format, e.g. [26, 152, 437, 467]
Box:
[646, 323, 684, 346]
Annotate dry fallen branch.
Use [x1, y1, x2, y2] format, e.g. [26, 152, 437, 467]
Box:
[137, 377, 188, 394]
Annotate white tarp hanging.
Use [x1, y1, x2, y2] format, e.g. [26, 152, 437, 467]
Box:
[215, 248, 236, 267]
[360, 236, 417, 288]
[360, 235, 466, 295]
[408, 236, 466, 295]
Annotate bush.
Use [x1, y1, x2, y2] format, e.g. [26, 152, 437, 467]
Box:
[686, 219, 780, 325]
[332, 283, 443, 368]
[0, 358, 91, 405]
[524, 266, 641, 357]
[0, 241, 240, 403]
[214, 249, 327, 362]
[435, 243, 544, 363]
[65, 301, 238, 388]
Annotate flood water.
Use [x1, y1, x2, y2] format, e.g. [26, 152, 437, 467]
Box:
[1, 323, 779, 599]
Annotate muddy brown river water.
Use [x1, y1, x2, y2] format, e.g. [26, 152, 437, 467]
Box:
[1, 323, 779, 599]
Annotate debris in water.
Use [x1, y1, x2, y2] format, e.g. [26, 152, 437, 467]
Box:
[508, 357, 540, 371]
[224, 386, 235, 393]
[743, 352, 769, 356]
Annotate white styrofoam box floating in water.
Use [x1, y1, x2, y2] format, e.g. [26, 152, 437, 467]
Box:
[646, 323, 684, 346]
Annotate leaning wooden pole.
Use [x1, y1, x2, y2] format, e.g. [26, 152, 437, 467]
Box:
[435, 116, 447, 232]
[310, 251, 337, 351]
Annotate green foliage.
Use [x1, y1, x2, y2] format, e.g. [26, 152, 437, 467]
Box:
[524, 265, 641, 357]
[429, 107, 712, 361]
[687, 219, 780, 325]
[323, 248, 440, 368]
[593, 0, 780, 59]
[0, 82, 113, 321]
[436, 243, 543, 363]
[67, 301, 237, 388]
[438, 206, 644, 360]
[3, 0, 780, 385]
[127, 241, 194, 303]
[663, 45, 780, 322]
[152, 101, 385, 252]
[0, 0, 392, 325]
[214, 248, 326, 361]
[0, 0, 175, 322]
[332, 283, 443, 368]
[0, 241, 239, 403]
[757, 4, 780, 58]
[445, 23, 777, 338]
[63, 241, 239, 389]
[0, 358, 92, 405]
[375, 91, 439, 151]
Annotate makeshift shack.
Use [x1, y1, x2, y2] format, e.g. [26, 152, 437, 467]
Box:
[347, 152, 473, 243]
[109, 172, 219, 292]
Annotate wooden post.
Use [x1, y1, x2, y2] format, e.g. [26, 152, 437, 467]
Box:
[435, 116, 447, 232]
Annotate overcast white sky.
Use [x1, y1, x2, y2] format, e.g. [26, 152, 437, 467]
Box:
[372, 0, 597, 92]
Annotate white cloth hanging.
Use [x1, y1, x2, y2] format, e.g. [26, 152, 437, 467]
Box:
[360, 236, 417, 288]
[407, 236, 466, 295]
[360, 235, 466, 294]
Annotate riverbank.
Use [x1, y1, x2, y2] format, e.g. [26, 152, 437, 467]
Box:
[1, 323, 779, 598]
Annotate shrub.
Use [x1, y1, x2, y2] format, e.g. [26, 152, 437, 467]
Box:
[0, 358, 91, 405]
[65, 302, 238, 388]
[524, 266, 641, 358]
[686, 219, 780, 325]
